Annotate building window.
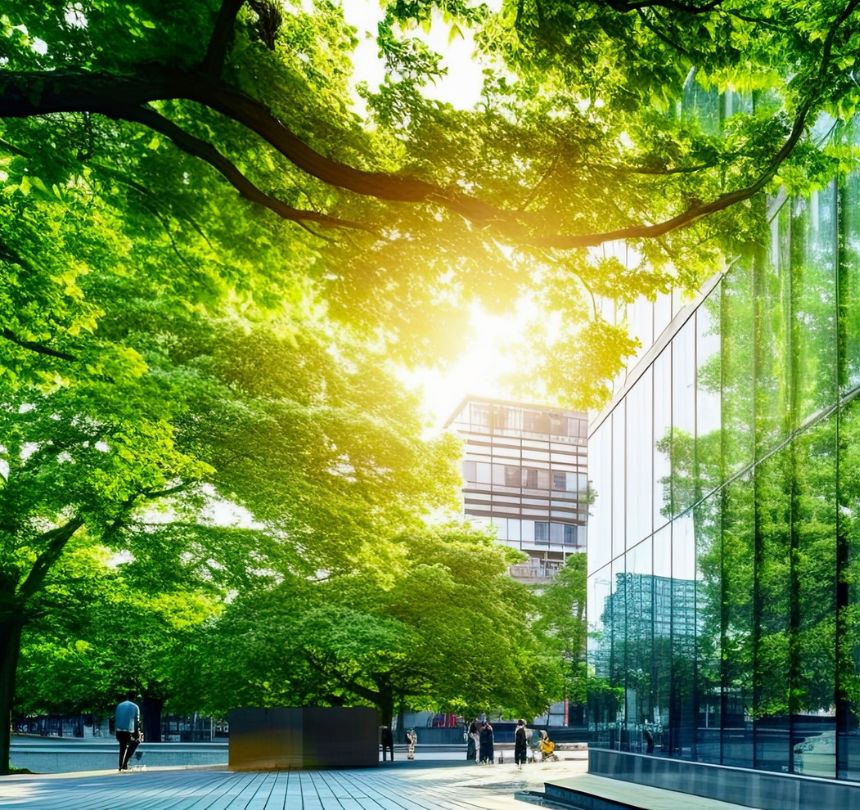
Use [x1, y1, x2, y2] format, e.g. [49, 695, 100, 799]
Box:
[471, 403, 490, 428]
[505, 466, 522, 487]
[552, 471, 580, 492]
[535, 522, 549, 543]
[524, 468, 551, 489]
[524, 411, 551, 433]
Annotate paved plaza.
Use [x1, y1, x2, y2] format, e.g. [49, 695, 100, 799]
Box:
[0, 754, 589, 809]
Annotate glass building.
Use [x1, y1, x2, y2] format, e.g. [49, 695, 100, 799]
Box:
[447, 397, 588, 582]
[586, 118, 860, 805]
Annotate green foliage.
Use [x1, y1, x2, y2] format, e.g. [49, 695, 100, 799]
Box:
[3, 0, 858, 407]
[175, 525, 562, 724]
[534, 554, 587, 703]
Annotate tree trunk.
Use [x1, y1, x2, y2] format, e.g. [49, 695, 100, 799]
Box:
[0, 618, 23, 775]
[376, 680, 395, 731]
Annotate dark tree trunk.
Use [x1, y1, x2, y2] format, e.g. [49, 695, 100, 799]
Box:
[0, 618, 23, 775]
[376, 681, 395, 731]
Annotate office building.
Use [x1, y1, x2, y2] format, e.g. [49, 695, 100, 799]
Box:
[446, 396, 588, 583]
[585, 116, 860, 807]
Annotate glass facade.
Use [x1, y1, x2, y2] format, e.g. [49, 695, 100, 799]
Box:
[448, 398, 588, 579]
[587, 120, 860, 782]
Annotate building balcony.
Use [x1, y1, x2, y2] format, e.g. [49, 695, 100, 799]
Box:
[508, 561, 564, 583]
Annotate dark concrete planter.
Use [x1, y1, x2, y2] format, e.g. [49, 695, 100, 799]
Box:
[228, 707, 378, 770]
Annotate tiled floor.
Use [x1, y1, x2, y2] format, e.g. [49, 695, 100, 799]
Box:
[0, 757, 589, 809]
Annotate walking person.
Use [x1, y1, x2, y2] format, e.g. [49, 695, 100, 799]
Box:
[115, 691, 143, 772]
[514, 719, 528, 769]
[406, 728, 417, 760]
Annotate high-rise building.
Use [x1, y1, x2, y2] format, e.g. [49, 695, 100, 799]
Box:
[585, 116, 860, 807]
[446, 396, 588, 583]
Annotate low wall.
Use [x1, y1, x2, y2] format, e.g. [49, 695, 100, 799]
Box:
[589, 748, 860, 810]
[10, 741, 227, 773]
[228, 707, 378, 770]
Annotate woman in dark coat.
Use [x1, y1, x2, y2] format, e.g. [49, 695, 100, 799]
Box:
[478, 721, 494, 764]
[467, 720, 478, 761]
[514, 719, 528, 769]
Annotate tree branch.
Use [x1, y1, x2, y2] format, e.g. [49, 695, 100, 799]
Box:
[1, 0, 856, 253]
[128, 105, 376, 233]
[302, 648, 380, 704]
[636, 7, 690, 57]
[201, 0, 246, 76]
[18, 517, 85, 602]
[606, 0, 723, 12]
[1, 329, 76, 361]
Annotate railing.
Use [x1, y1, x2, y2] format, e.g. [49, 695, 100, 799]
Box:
[509, 563, 563, 580]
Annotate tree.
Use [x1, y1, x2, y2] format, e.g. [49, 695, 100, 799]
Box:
[176, 526, 564, 728]
[14, 545, 220, 742]
[1, 278, 460, 771]
[3, 1, 859, 404]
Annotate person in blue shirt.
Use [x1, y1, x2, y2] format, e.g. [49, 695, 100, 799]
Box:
[115, 691, 143, 772]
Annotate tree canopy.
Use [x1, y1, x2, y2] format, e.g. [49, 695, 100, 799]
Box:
[3, 0, 859, 402]
[171, 525, 563, 728]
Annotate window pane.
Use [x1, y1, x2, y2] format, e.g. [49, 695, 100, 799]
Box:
[792, 419, 836, 778]
[838, 398, 860, 779]
[588, 565, 617, 749]
[625, 538, 654, 754]
[671, 512, 696, 760]
[757, 205, 791, 453]
[696, 293, 722, 499]
[722, 474, 754, 768]
[840, 119, 860, 393]
[722, 258, 755, 476]
[627, 368, 653, 548]
[613, 403, 626, 559]
[672, 320, 696, 516]
[754, 449, 792, 774]
[471, 403, 490, 429]
[654, 350, 672, 528]
[792, 186, 838, 425]
[695, 493, 721, 764]
[590, 419, 612, 574]
[653, 525, 672, 755]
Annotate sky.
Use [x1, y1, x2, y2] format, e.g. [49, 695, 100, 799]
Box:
[396, 302, 539, 427]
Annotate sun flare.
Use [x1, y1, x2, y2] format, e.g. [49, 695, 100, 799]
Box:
[399, 300, 543, 427]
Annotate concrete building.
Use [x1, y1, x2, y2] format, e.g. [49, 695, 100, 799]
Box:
[446, 396, 588, 584]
